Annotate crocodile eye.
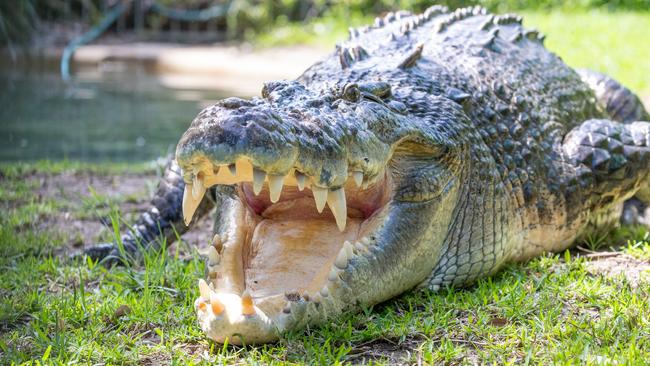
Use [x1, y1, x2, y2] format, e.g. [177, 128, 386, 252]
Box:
[342, 83, 361, 102]
[359, 81, 392, 99]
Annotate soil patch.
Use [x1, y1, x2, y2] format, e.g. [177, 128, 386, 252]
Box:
[583, 253, 650, 288]
[27, 170, 213, 258]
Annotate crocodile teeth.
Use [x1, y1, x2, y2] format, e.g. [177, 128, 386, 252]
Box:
[198, 302, 207, 312]
[344, 240, 354, 258]
[206, 246, 220, 266]
[192, 175, 205, 200]
[352, 171, 364, 187]
[334, 243, 349, 269]
[182, 184, 202, 226]
[320, 286, 329, 297]
[210, 293, 225, 315]
[295, 171, 307, 191]
[312, 293, 322, 303]
[328, 267, 340, 282]
[312, 186, 328, 213]
[228, 163, 237, 176]
[198, 279, 211, 300]
[327, 188, 347, 231]
[252, 168, 266, 195]
[241, 290, 255, 316]
[212, 234, 222, 252]
[268, 174, 285, 203]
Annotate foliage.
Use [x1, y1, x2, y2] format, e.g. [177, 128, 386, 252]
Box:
[1, 0, 649, 46]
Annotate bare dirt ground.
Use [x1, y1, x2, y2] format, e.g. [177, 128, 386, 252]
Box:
[29, 170, 214, 258]
[583, 253, 650, 289]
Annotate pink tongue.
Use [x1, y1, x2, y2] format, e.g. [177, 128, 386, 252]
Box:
[243, 217, 361, 299]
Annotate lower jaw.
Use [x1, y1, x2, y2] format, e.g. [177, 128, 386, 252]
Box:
[195, 178, 391, 344]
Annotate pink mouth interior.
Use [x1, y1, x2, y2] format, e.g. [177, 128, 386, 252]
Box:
[240, 178, 387, 219]
[229, 174, 391, 305]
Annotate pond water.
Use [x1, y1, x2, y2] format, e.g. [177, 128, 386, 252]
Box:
[0, 62, 231, 162]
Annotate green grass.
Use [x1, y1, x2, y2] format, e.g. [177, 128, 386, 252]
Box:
[256, 10, 650, 99]
[1, 165, 649, 364]
[3, 9, 650, 365]
[522, 11, 650, 99]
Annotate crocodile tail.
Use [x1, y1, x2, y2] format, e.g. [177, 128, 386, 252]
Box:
[577, 69, 650, 124]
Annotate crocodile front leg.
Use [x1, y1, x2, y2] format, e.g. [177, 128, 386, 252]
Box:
[562, 119, 650, 230]
[84, 159, 215, 265]
[577, 69, 650, 227]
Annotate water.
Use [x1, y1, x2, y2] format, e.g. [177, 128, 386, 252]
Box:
[0, 62, 229, 162]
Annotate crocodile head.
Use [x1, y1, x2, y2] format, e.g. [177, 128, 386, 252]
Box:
[176, 78, 471, 344]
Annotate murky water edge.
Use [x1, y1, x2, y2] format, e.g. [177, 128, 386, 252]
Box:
[0, 60, 230, 162]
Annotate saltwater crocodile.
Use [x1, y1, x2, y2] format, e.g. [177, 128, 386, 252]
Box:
[87, 6, 650, 344]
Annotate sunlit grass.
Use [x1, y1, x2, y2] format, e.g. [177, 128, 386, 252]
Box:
[522, 11, 650, 98]
[1, 157, 649, 365]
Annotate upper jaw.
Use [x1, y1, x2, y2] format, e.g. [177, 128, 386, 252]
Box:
[175, 97, 392, 227]
[175, 97, 392, 189]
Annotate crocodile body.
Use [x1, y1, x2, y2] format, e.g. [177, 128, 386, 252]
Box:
[90, 6, 650, 344]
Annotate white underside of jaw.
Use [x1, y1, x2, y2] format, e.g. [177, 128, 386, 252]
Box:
[192, 198, 383, 344]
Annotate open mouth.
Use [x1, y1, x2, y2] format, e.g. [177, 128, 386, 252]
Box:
[182, 158, 392, 343]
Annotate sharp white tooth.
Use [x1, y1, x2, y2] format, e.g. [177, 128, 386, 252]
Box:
[344, 240, 354, 258]
[253, 168, 266, 195]
[312, 186, 327, 213]
[198, 302, 207, 312]
[192, 175, 205, 200]
[320, 286, 329, 297]
[198, 279, 211, 300]
[182, 184, 201, 226]
[206, 246, 220, 265]
[295, 171, 307, 191]
[212, 234, 222, 252]
[328, 267, 340, 282]
[241, 290, 255, 315]
[210, 293, 225, 315]
[313, 293, 322, 303]
[334, 244, 349, 269]
[354, 241, 366, 252]
[228, 163, 237, 176]
[352, 171, 363, 187]
[327, 188, 347, 231]
[268, 174, 285, 203]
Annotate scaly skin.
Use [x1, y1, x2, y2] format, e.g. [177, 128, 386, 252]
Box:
[91, 6, 650, 344]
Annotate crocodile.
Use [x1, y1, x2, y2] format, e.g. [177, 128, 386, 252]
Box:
[86, 6, 650, 344]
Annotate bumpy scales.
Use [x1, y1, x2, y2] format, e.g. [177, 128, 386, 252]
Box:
[88, 6, 650, 344]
